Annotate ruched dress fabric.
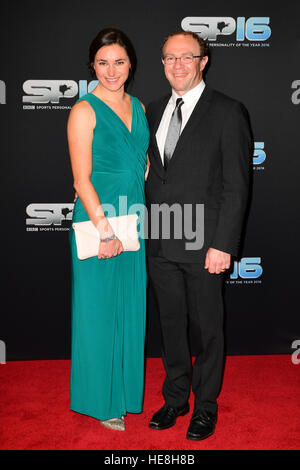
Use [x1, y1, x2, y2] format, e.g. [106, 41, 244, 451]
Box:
[69, 93, 149, 420]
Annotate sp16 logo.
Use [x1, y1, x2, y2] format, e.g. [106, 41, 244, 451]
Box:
[181, 17, 271, 42]
[22, 80, 98, 104]
[253, 142, 266, 165]
[230, 257, 263, 279]
[26, 203, 74, 226]
[0, 340, 5, 364]
[291, 80, 300, 105]
[0, 80, 5, 104]
[291, 340, 300, 365]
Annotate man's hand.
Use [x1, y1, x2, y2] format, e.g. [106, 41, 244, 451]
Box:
[204, 248, 231, 274]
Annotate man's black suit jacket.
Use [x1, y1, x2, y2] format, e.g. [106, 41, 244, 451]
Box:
[145, 85, 252, 264]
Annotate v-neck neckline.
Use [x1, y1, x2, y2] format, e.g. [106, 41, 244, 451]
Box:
[89, 92, 134, 135]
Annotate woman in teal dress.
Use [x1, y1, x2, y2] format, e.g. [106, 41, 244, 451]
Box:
[67, 29, 150, 431]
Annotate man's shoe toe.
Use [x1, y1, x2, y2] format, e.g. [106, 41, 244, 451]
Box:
[186, 411, 216, 441]
[149, 404, 189, 430]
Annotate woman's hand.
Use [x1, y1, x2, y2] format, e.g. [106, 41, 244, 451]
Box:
[98, 237, 124, 259]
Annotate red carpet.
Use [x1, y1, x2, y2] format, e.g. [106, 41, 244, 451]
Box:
[0, 356, 299, 450]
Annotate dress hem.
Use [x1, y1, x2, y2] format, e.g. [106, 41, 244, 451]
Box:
[70, 406, 143, 421]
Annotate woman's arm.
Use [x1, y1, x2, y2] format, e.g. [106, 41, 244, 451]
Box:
[67, 100, 114, 239]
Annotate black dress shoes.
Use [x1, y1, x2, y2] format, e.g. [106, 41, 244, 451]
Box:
[149, 403, 189, 430]
[186, 411, 217, 441]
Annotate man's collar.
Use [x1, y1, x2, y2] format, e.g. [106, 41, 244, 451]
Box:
[171, 80, 206, 106]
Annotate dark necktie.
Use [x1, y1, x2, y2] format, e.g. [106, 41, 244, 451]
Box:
[163, 97, 184, 170]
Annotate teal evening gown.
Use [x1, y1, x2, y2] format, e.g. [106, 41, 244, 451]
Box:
[69, 93, 150, 420]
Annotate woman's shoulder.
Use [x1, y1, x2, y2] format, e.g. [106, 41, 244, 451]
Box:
[74, 93, 95, 106]
[129, 94, 145, 113]
[68, 95, 96, 124]
[71, 94, 95, 112]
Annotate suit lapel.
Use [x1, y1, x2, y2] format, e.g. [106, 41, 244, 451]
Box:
[149, 95, 170, 176]
[167, 86, 213, 171]
[149, 86, 214, 176]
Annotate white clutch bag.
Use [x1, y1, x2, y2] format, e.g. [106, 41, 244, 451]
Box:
[72, 214, 140, 260]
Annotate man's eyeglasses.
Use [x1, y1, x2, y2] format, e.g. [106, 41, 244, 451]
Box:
[162, 54, 203, 65]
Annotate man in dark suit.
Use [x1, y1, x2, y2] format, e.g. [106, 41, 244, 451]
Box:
[146, 31, 252, 441]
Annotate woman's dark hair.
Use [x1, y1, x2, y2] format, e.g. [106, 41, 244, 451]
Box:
[88, 28, 137, 85]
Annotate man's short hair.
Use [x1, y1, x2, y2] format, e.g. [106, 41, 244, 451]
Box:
[161, 31, 209, 58]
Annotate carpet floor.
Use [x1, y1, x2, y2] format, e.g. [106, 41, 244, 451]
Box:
[0, 355, 299, 450]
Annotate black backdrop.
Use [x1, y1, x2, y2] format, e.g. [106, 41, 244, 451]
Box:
[1, 0, 299, 360]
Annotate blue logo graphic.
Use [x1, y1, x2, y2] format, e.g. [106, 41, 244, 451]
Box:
[78, 80, 98, 98]
[236, 17, 271, 41]
[253, 142, 266, 165]
[230, 257, 263, 280]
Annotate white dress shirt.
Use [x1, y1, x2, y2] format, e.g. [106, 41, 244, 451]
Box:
[156, 80, 206, 163]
